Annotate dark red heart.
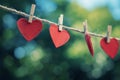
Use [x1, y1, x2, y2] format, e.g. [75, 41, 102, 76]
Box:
[49, 24, 70, 48]
[100, 38, 119, 59]
[85, 33, 94, 56]
[17, 18, 43, 41]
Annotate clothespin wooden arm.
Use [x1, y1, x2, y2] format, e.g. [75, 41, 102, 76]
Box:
[58, 14, 64, 31]
[107, 25, 112, 43]
[28, 4, 36, 23]
[83, 20, 88, 34]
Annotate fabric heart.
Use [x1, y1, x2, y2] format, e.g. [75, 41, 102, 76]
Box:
[49, 24, 70, 48]
[100, 38, 119, 59]
[85, 33, 94, 56]
[17, 18, 43, 41]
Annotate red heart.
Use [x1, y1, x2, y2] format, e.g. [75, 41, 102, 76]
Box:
[49, 24, 70, 48]
[100, 38, 119, 59]
[85, 34, 94, 56]
[17, 18, 43, 41]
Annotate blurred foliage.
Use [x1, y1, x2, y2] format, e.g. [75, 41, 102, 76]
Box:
[1, 0, 120, 80]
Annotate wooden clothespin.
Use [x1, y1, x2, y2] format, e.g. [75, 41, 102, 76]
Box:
[58, 14, 64, 31]
[28, 4, 36, 23]
[83, 20, 88, 34]
[107, 25, 112, 43]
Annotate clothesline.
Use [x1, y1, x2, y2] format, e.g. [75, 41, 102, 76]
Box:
[0, 4, 119, 40]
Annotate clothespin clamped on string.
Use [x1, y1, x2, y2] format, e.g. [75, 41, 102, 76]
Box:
[83, 20, 88, 34]
[58, 14, 64, 31]
[28, 4, 36, 23]
[106, 25, 112, 43]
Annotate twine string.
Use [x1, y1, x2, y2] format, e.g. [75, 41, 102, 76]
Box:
[0, 4, 119, 40]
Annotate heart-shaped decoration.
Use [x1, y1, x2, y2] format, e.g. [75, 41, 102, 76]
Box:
[49, 24, 70, 48]
[85, 33, 94, 56]
[100, 38, 119, 59]
[17, 18, 43, 41]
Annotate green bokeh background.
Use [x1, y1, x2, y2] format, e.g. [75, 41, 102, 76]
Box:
[0, 0, 120, 80]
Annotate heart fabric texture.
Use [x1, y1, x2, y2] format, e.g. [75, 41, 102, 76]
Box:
[85, 33, 94, 56]
[100, 38, 119, 59]
[17, 18, 43, 41]
[49, 24, 70, 48]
